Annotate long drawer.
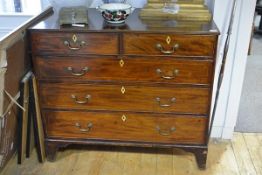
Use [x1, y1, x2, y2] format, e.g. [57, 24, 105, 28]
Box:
[39, 83, 210, 114]
[44, 111, 207, 144]
[34, 56, 213, 85]
[123, 33, 217, 57]
[30, 32, 118, 55]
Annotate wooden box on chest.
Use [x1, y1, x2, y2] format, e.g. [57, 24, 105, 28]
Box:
[29, 9, 219, 169]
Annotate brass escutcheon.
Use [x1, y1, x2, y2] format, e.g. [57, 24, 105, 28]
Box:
[72, 34, 78, 43]
[166, 36, 171, 45]
[121, 115, 127, 122]
[119, 59, 124, 67]
[121, 86, 126, 94]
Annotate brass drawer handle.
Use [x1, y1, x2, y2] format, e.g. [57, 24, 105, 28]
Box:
[156, 43, 179, 54]
[71, 94, 91, 104]
[156, 97, 176, 107]
[63, 40, 86, 50]
[156, 126, 176, 136]
[67, 67, 89, 76]
[156, 69, 179, 80]
[75, 122, 93, 132]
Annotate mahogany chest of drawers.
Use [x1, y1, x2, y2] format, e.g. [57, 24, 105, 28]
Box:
[29, 9, 219, 169]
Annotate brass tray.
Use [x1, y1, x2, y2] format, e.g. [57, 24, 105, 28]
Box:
[140, 0, 212, 21]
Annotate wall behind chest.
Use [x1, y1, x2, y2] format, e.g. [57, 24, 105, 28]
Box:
[41, 0, 213, 8]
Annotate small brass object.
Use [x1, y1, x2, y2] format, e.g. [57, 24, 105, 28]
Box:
[67, 66, 89, 76]
[121, 115, 127, 122]
[119, 59, 125, 67]
[72, 34, 78, 43]
[75, 122, 93, 132]
[59, 6, 88, 25]
[156, 68, 179, 79]
[156, 43, 179, 54]
[156, 97, 176, 107]
[64, 40, 86, 50]
[121, 86, 126, 94]
[156, 125, 176, 136]
[166, 36, 171, 45]
[71, 94, 91, 104]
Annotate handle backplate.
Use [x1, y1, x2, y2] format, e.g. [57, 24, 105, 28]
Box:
[156, 68, 179, 80]
[156, 43, 179, 54]
[75, 122, 93, 132]
[67, 67, 89, 76]
[71, 94, 91, 104]
[156, 97, 176, 107]
[64, 40, 86, 50]
[156, 125, 176, 136]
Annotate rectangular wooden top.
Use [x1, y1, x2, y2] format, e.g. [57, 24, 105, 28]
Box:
[30, 8, 219, 35]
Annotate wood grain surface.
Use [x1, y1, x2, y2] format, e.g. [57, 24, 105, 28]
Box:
[30, 32, 119, 55]
[44, 110, 207, 144]
[2, 133, 261, 175]
[123, 33, 217, 57]
[33, 56, 213, 85]
[39, 83, 210, 115]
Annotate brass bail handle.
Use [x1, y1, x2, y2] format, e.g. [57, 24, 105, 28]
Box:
[156, 126, 176, 136]
[63, 40, 86, 50]
[156, 97, 176, 107]
[156, 69, 179, 80]
[75, 122, 93, 132]
[71, 94, 91, 104]
[67, 66, 89, 76]
[156, 43, 179, 54]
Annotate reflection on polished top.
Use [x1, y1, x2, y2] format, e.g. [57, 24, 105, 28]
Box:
[30, 8, 219, 34]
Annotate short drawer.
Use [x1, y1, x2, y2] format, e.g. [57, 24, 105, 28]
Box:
[123, 33, 217, 57]
[44, 111, 207, 144]
[34, 56, 213, 85]
[39, 83, 210, 115]
[30, 32, 118, 55]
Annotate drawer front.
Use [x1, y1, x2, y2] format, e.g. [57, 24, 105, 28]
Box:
[39, 83, 210, 114]
[123, 33, 216, 56]
[31, 32, 118, 55]
[44, 111, 207, 144]
[34, 56, 213, 85]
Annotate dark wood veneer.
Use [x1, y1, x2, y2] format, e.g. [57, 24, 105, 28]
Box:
[44, 111, 207, 144]
[31, 32, 119, 55]
[123, 33, 217, 56]
[29, 8, 219, 169]
[39, 83, 210, 114]
[34, 56, 214, 85]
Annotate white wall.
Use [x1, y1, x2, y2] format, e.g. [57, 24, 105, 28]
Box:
[0, 0, 41, 14]
[0, 0, 42, 40]
[0, 15, 33, 40]
[41, 0, 148, 8]
[211, 0, 256, 139]
[21, 0, 42, 14]
[0, 0, 15, 13]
